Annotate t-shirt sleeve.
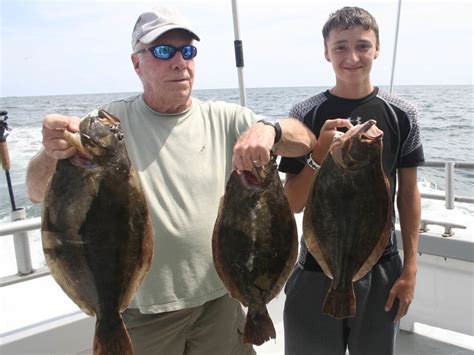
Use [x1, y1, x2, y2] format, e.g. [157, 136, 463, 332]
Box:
[233, 104, 262, 138]
[398, 106, 425, 168]
[279, 101, 308, 173]
[279, 156, 306, 174]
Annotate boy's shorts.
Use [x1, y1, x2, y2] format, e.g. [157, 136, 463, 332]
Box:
[284, 255, 402, 355]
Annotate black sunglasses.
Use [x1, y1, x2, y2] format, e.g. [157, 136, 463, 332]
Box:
[135, 44, 197, 60]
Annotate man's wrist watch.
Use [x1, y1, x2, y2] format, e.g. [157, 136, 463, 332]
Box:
[306, 153, 321, 170]
[257, 119, 282, 144]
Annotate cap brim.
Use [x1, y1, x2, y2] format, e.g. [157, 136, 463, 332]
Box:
[140, 24, 200, 45]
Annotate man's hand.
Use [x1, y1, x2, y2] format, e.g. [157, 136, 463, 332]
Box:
[312, 118, 353, 163]
[232, 121, 275, 172]
[42, 114, 80, 160]
[385, 271, 416, 322]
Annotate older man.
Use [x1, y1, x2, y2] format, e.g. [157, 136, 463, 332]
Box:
[26, 7, 344, 355]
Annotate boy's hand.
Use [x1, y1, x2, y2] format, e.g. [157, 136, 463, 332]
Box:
[312, 118, 353, 163]
[385, 271, 416, 322]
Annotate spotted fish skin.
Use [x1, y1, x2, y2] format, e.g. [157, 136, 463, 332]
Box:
[303, 120, 392, 319]
[41, 109, 153, 355]
[212, 158, 298, 346]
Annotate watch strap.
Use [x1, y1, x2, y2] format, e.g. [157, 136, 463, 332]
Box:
[257, 119, 282, 144]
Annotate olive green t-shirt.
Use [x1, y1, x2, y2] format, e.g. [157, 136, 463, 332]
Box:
[102, 95, 258, 313]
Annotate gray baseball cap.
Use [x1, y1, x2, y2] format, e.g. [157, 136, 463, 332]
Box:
[131, 8, 200, 50]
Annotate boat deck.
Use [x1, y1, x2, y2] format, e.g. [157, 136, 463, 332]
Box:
[396, 330, 473, 355]
[257, 330, 474, 355]
[254, 295, 474, 355]
[74, 330, 474, 355]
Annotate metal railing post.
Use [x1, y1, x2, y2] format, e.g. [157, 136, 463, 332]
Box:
[11, 208, 33, 275]
[445, 162, 455, 209]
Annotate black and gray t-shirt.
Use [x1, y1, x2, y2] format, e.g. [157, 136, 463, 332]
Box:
[279, 87, 424, 271]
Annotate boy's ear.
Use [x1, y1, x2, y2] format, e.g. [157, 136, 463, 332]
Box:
[374, 44, 380, 59]
[324, 47, 330, 62]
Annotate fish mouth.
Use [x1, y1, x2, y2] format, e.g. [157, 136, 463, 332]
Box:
[331, 119, 383, 170]
[63, 130, 93, 159]
[63, 109, 123, 164]
[359, 119, 383, 144]
[235, 170, 261, 189]
[233, 158, 275, 189]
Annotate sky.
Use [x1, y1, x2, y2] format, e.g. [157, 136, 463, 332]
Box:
[0, 0, 472, 97]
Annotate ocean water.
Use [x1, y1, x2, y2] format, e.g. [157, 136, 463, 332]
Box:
[1, 85, 473, 224]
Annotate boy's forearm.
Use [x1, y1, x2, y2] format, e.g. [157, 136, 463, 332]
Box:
[397, 169, 421, 275]
[284, 168, 317, 213]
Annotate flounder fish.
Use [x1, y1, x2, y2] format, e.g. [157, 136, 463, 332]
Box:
[303, 119, 392, 319]
[212, 157, 298, 345]
[41, 109, 153, 354]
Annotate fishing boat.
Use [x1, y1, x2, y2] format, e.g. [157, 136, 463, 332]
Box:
[1, 1, 473, 354]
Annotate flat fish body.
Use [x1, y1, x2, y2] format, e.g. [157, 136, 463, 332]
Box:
[303, 120, 392, 319]
[41, 109, 153, 354]
[212, 158, 298, 346]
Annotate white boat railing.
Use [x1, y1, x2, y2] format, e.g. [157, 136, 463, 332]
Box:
[420, 160, 474, 206]
[0, 160, 473, 288]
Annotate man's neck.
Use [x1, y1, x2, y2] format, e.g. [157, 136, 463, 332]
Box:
[143, 94, 192, 114]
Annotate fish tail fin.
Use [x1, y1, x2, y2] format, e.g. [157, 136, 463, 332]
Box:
[243, 305, 276, 346]
[323, 287, 356, 319]
[94, 313, 133, 355]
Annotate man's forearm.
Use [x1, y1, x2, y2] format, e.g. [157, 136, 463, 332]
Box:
[26, 149, 57, 203]
[274, 118, 316, 157]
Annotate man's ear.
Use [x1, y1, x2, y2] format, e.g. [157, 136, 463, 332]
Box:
[131, 54, 140, 74]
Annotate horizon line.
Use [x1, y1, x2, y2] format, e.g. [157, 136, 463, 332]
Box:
[2, 84, 473, 99]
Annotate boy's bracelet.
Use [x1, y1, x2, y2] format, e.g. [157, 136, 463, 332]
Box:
[306, 153, 321, 170]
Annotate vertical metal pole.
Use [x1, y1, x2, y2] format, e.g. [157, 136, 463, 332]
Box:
[389, 0, 402, 93]
[11, 208, 33, 275]
[445, 162, 455, 209]
[231, 0, 247, 107]
[0, 110, 32, 276]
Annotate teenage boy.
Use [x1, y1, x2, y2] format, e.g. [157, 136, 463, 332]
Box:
[279, 6, 424, 355]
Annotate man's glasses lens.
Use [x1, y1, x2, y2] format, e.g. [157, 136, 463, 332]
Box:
[151, 45, 197, 60]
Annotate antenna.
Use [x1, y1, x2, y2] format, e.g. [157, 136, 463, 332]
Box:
[390, 0, 403, 93]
